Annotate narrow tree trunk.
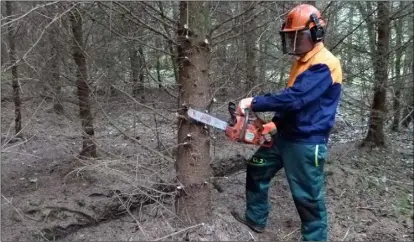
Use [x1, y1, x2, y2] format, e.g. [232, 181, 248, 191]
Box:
[175, 1, 212, 223]
[244, 2, 257, 92]
[155, 36, 162, 89]
[48, 31, 64, 114]
[159, 2, 179, 85]
[324, 2, 338, 47]
[129, 45, 140, 96]
[215, 2, 229, 97]
[362, 2, 390, 147]
[70, 9, 97, 158]
[51, 51, 64, 115]
[129, 44, 145, 100]
[358, 2, 377, 56]
[258, 34, 268, 88]
[391, 8, 403, 131]
[6, 1, 22, 136]
[401, 59, 414, 128]
[156, 56, 162, 90]
[1, 40, 7, 68]
[138, 46, 145, 92]
[345, 5, 354, 84]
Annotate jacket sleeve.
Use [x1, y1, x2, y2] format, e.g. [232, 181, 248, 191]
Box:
[251, 64, 333, 112]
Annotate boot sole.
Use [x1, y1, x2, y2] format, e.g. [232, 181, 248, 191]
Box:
[231, 211, 265, 233]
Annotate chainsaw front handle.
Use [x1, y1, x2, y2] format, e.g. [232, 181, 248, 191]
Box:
[240, 108, 250, 141]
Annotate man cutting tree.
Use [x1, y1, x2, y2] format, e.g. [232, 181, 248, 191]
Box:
[231, 4, 343, 241]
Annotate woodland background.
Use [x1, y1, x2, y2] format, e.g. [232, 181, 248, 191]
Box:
[1, 1, 413, 241]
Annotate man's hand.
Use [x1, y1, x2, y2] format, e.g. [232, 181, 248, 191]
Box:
[261, 122, 277, 143]
[237, 97, 254, 115]
[262, 122, 277, 135]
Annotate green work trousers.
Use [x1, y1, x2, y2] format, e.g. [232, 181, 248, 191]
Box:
[245, 135, 328, 241]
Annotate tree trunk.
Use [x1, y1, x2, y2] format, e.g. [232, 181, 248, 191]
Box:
[70, 9, 97, 158]
[6, 1, 22, 136]
[362, 2, 390, 147]
[214, 2, 229, 97]
[138, 46, 145, 93]
[244, 2, 257, 92]
[358, 2, 377, 56]
[175, 1, 212, 224]
[345, 4, 354, 84]
[155, 36, 162, 89]
[128, 44, 145, 100]
[51, 50, 64, 115]
[129, 45, 140, 96]
[1, 40, 7, 68]
[47, 30, 64, 115]
[159, 2, 179, 85]
[401, 59, 414, 128]
[391, 6, 403, 131]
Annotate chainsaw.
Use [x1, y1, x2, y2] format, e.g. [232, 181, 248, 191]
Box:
[187, 102, 276, 147]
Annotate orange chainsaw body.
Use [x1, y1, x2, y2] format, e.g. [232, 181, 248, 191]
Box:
[224, 102, 274, 147]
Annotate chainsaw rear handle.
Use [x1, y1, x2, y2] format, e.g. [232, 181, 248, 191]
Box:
[228, 101, 259, 139]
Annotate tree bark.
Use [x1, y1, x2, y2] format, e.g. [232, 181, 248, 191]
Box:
[138, 46, 145, 93]
[159, 1, 179, 86]
[391, 5, 403, 131]
[70, 9, 97, 158]
[47, 28, 64, 115]
[244, 2, 257, 92]
[155, 36, 162, 89]
[129, 45, 140, 95]
[344, 4, 354, 84]
[128, 44, 145, 99]
[357, 2, 377, 56]
[401, 58, 414, 128]
[362, 2, 390, 147]
[6, 1, 22, 136]
[175, 1, 212, 224]
[1, 40, 7, 69]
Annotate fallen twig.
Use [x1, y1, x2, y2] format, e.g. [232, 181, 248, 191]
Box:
[281, 228, 299, 240]
[1, 194, 49, 240]
[340, 189, 347, 198]
[248, 231, 256, 241]
[153, 223, 204, 241]
[342, 228, 350, 240]
[114, 193, 149, 240]
[356, 206, 377, 211]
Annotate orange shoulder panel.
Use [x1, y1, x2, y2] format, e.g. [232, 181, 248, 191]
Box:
[309, 47, 343, 84]
[286, 43, 342, 87]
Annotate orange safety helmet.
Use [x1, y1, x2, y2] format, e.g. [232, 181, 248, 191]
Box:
[280, 4, 326, 55]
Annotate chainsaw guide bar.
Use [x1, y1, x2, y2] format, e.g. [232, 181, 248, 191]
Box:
[187, 103, 273, 148]
[187, 108, 228, 130]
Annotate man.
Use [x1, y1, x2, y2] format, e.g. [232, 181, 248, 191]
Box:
[231, 4, 342, 241]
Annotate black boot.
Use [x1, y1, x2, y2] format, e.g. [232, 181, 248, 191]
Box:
[231, 210, 265, 233]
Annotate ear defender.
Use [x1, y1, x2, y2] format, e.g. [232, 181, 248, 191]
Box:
[309, 13, 325, 42]
[280, 22, 288, 54]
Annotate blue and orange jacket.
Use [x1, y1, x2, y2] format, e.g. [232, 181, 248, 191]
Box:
[251, 43, 342, 144]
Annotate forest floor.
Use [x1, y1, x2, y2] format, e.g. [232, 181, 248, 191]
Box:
[1, 88, 413, 241]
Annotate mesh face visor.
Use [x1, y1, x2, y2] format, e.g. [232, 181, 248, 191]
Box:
[280, 29, 314, 56]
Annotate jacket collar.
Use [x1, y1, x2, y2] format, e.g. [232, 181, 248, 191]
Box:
[298, 42, 325, 63]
